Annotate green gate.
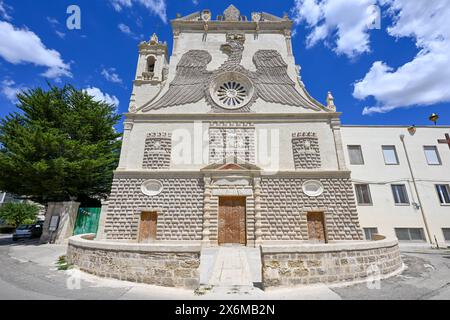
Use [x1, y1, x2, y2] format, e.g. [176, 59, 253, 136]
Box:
[73, 207, 101, 235]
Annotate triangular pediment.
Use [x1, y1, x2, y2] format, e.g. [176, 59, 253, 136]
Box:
[201, 156, 261, 171]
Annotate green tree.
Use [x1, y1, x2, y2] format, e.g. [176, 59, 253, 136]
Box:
[0, 203, 39, 227]
[0, 84, 122, 204]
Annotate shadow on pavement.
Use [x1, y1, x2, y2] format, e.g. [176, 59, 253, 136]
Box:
[0, 236, 42, 247]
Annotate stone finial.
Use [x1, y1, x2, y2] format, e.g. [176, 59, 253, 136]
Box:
[201, 9, 211, 22]
[224, 4, 240, 21]
[327, 91, 336, 110]
[150, 33, 159, 45]
[252, 12, 262, 22]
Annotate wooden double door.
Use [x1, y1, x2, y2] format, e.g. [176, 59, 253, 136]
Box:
[218, 197, 246, 245]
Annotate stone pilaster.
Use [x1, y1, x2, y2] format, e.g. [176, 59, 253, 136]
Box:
[254, 177, 263, 245]
[117, 121, 133, 170]
[202, 176, 212, 246]
[331, 117, 348, 171]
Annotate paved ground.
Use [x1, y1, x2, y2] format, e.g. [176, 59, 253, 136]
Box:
[0, 234, 449, 300]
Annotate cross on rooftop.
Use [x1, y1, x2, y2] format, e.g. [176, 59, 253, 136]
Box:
[438, 133, 450, 149]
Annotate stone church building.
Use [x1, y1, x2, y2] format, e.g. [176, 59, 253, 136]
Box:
[100, 5, 365, 246]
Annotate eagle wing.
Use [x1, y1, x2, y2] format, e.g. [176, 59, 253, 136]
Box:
[253, 50, 320, 110]
[144, 50, 212, 111]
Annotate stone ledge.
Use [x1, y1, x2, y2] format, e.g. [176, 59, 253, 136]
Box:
[68, 234, 202, 253]
[261, 238, 399, 254]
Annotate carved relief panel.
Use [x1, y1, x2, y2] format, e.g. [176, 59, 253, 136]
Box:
[292, 132, 321, 169]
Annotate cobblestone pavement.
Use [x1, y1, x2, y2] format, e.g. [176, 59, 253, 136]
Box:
[0, 235, 449, 300]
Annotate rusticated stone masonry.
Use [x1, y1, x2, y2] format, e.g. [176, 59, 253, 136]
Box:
[67, 244, 200, 289]
[142, 132, 172, 169]
[260, 177, 363, 241]
[262, 242, 402, 287]
[209, 122, 255, 164]
[292, 132, 321, 169]
[104, 177, 204, 240]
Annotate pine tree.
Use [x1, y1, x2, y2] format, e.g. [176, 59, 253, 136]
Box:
[0, 84, 122, 204]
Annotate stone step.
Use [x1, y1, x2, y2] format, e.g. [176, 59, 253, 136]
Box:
[199, 246, 262, 289]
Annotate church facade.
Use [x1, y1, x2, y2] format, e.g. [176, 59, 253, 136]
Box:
[100, 5, 365, 246]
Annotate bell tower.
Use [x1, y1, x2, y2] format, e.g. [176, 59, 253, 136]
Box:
[129, 33, 169, 113]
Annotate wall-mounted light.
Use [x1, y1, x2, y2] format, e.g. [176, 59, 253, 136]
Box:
[407, 125, 416, 135]
[429, 113, 439, 125]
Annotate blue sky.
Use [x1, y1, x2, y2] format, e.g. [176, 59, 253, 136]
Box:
[0, 0, 449, 128]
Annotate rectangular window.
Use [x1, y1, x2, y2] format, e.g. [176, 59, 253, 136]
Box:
[364, 228, 378, 240]
[424, 146, 442, 165]
[382, 145, 399, 165]
[348, 145, 364, 165]
[443, 228, 450, 242]
[395, 228, 425, 242]
[355, 184, 373, 205]
[391, 184, 409, 204]
[436, 185, 450, 205]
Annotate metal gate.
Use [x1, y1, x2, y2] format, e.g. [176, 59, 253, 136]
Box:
[73, 207, 101, 235]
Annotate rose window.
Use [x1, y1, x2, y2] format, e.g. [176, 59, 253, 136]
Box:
[217, 81, 247, 107]
[210, 72, 254, 110]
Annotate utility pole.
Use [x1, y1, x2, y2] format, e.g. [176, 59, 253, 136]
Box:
[400, 134, 434, 247]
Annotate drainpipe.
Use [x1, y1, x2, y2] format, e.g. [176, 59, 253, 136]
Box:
[399, 134, 434, 246]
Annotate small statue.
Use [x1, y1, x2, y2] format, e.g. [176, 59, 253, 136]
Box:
[327, 91, 336, 111]
[150, 33, 158, 45]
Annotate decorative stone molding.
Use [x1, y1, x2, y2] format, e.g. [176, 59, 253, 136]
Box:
[142, 132, 172, 169]
[141, 179, 164, 196]
[302, 180, 324, 197]
[209, 122, 255, 164]
[292, 132, 321, 169]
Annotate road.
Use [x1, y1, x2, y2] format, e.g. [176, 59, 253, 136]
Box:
[0, 235, 449, 300]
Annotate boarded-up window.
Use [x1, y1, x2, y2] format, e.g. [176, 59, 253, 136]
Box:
[307, 212, 327, 243]
[139, 212, 157, 243]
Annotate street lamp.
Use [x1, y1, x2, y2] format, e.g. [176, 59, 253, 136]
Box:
[429, 113, 439, 125]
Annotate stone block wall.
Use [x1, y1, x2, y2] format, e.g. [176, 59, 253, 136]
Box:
[104, 177, 204, 240]
[67, 244, 200, 289]
[292, 132, 321, 169]
[209, 122, 255, 164]
[262, 242, 402, 287]
[260, 177, 363, 241]
[142, 132, 172, 169]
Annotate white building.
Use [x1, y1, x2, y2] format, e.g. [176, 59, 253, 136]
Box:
[341, 126, 450, 247]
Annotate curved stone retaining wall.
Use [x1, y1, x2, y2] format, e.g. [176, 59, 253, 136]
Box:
[67, 235, 403, 290]
[66, 235, 201, 289]
[261, 238, 403, 288]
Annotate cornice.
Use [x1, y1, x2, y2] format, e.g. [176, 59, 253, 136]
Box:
[124, 112, 342, 123]
[171, 20, 293, 34]
[113, 169, 351, 179]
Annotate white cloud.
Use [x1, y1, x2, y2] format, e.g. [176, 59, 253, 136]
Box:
[354, 0, 450, 114]
[84, 87, 119, 108]
[118, 23, 143, 41]
[1, 79, 27, 104]
[0, 21, 71, 79]
[46, 16, 59, 26]
[101, 68, 123, 84]
[0, 0, 12, 21]
[118, 23, 132, 35]
[55, 31, 66, 39]
[291, 0, 378, 58]
[110, 0, 167, 23]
